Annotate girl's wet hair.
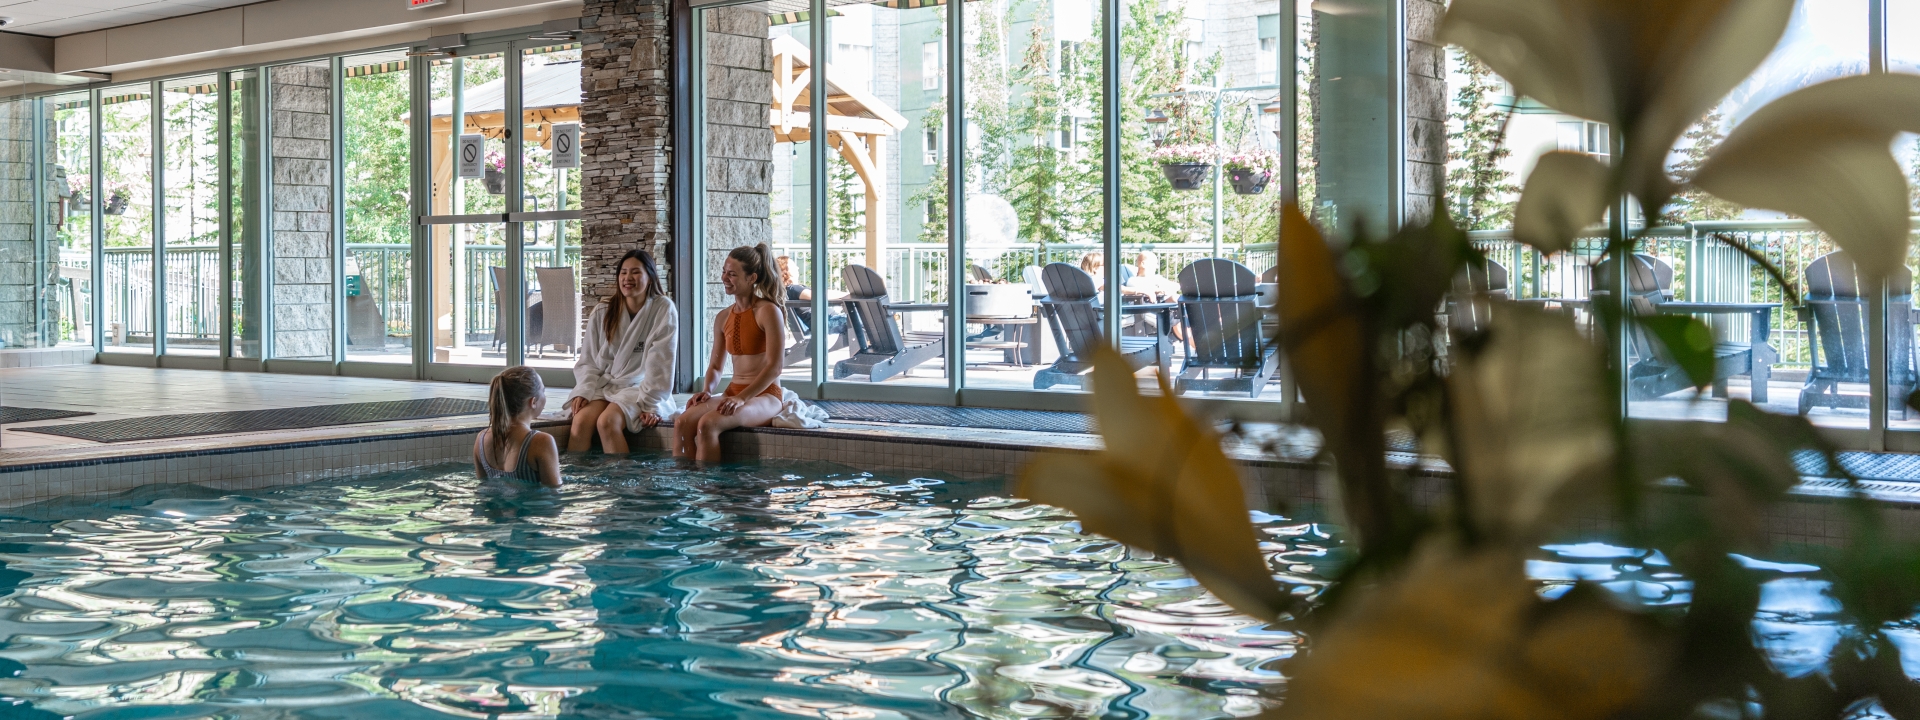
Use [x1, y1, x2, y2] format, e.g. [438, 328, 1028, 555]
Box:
[486, 366, 543, 468]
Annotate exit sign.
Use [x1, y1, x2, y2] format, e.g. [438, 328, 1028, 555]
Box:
[409, 0, 448, 8]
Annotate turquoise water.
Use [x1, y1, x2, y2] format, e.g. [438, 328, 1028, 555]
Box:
[0, 457, 1340, 719]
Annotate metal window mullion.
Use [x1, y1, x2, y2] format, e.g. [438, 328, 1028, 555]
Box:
[946, 0, 965, 400]
[218, 71, 233, 362]
[152, 79, 166, 359]
[31, 97, 45, 348]
[410, 51, 432, 377]
[810, 2, 830, 392]
[1870, 0, 1889, 448]
[505, 46, 526, 367]
[90, 88, 103, 354]
[686, 10, 709, 394]
[332, 57, 347, 368]
[1101, 0, 1121, 344]
[260, 67, 276, 361]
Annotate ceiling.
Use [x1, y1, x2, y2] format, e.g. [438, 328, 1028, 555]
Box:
[0, 0, 259, 38]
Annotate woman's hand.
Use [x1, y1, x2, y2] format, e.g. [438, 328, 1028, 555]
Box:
[564, 397, 586, 416]
[718, 397, 744, 416]
[687, 392, 710, 409]
[639, 412, 660, 429]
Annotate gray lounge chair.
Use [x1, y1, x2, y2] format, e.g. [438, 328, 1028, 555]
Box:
[1034, 262, 1169, 390]
[834, 264, 948, 382]
[784, 297, 850, 367]
[1175, 258, 1279, 397]
[1798, 251, 1915, 417]
[533, 266, 578, 355]
[1593, 253, 1775, 402]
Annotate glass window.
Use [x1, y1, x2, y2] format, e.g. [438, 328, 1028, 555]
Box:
[343, 51, 415, 364]
[161, 75, 222, 356]
[520, 42, 586, 370]
[267, 61, 338, 361]
[428, 51, 509, 367]
[43, 92, 94, 349]
[230, 70, 264, 359]
[100, 84, 154, 355]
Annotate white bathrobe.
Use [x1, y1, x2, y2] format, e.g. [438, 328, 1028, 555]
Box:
[569, 296, 678, 430]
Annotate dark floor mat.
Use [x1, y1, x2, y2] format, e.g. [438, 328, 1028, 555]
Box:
[0, 407, 94, 424]
[15, 398, 489, 443]
[815, 401, 1091, 433]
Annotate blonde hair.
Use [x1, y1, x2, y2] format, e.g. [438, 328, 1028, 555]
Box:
[486, 366, 543, 468]
[1079, 251, 1104, 274]
[776, 255, 797, 286]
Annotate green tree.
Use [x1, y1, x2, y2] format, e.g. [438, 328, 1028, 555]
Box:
[344, 67, 414, 245]
[1444, 49, 1516, 230]
[1663, 103, 1743, 223]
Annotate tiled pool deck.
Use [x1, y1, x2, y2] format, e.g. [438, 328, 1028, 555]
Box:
[3, 363, 1920, 552]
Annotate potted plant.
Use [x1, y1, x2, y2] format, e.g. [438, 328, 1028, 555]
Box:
[103, 185, 128, 216]
[1222, 149, 1279, 195]
[483, 149, 507, 195]
[1150, 144, 1216, 190]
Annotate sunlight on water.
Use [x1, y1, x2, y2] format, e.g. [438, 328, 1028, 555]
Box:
[0, 457, 1340, 719]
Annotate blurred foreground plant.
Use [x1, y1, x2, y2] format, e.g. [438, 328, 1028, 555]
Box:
[1017, 0, 1920, 716]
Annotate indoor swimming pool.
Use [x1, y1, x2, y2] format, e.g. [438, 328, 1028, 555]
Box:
[0, 457, 1331, 719]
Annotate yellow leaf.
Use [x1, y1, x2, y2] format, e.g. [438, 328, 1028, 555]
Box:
[1447, 305, 1611, 541]
[1512, 151, 1611, 254]
[1017, 347, 1293, 622]
[1440, 0, 1794, 213]
[1270, 543, 1657, 720]
[1693, 74, 1920, 278]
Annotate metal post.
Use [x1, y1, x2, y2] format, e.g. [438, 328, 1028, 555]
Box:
[450, 58, 467, 353]
[1870, 0, 1889, 447]
[218, 71, 233, 362]
[811, 3, 831, 392]
[260, 67, 276, 360]
[151, 79, 166, 359]
[30, 97, 45, 349]
[946, 0, 966, 399]
[332, 57, 347, 368]
[505, 47, 526, 367]
[410, 55, 432, 377]
[1101, 0, 1122, 345]
[1210, 90, 1222, 258]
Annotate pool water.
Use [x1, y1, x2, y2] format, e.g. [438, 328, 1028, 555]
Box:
[0, 457, 1340, 720]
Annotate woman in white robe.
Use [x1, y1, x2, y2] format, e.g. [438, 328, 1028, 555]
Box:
[566, 249, 677, 454]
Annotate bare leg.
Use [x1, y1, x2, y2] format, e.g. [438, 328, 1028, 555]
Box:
[692, 394, 784, 463]
[596, 405, 631, 454]
[568, 400, 610, 453]
[675, 400, 718, 458]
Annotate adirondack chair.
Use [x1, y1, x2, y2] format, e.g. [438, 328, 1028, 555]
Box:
[1175, 258, 1281, 397]
[783, 297, 849, 367]
[1798, 251, 1917, 417]
[1034, 263, 1169, 390]
[1592, 253, 1776, 402]
[834, 264, 948, 382]
[1445, 259, 1510, 335]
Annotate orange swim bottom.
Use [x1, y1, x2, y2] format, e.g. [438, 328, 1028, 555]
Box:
[724, 382, 782, 399]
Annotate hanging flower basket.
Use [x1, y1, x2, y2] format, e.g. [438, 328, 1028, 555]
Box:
[1159, 162, 1212, 191]
[103, 190, 128, 216]
[483, 166, 507, 195]
[1228, 168, 1271, 195]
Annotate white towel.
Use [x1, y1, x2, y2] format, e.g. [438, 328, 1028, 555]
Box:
[771, 389, 830, 429]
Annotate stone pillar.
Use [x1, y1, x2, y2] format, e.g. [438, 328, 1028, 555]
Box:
[580, 0, 673, 314]
[269, 64, 335, 360]
[702, 7, 773, 320]
[0, 98, 37, 348]
[1404, 0, 1446, 225]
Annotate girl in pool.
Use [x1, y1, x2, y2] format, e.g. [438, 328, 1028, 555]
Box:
[566, 249, 677, 454]
[676, 243, 787, 463]
[474, 366, 562, 488]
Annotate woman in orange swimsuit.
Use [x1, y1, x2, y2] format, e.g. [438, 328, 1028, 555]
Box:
[676, 243, 789, 462]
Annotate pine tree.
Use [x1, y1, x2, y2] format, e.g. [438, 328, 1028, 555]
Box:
[1664, 104, 1743, 223]
[1444, 49, 1516, 231]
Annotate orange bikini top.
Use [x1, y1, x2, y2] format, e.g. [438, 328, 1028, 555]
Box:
[724, 302, 768, 355]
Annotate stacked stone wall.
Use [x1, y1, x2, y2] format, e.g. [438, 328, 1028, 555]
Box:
[0, 99, 39, 348]
[702, 7, 774, 321]
[580, 0, 673, 315]
[269, 63, 335, 360]
[1404, 0, 1447, 224]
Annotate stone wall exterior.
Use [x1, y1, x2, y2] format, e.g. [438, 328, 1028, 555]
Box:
[579, 0, 673, 315]
[0, 98, 39, 348]
[1404, 0, 1447, 225]
[702, 6, 773, 319]
[269, 63, 335, 360]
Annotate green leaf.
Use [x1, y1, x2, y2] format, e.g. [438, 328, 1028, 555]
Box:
[1512, 151, 1610, 254]
[1694, 74, 1920, 278]
[1635, 315, 1715, 390]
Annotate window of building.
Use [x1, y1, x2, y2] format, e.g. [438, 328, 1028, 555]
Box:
[922, 41, 941, 92]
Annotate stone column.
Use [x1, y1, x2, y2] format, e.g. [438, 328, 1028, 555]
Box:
[269, 64, 335, 360]
[0, 98, 37, 348]
[1404, 0, 1447, 225]
[580, 0, 673, 314]
[702, 7, 773, 320]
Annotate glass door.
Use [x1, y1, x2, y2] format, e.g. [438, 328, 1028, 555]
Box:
[515, 40, 585, 372]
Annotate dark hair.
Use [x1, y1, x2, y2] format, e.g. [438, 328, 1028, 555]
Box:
[487, 366, 543, 468]
[727, 243, 784, 304]
[604, 249, 666, 343]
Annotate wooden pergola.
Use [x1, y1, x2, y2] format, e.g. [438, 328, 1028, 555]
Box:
[768, 34, 910, 267]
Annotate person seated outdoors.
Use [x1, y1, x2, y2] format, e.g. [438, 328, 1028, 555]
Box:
[565, 250, 677, 455]
[776, 255, 848, 338]
[1078, 251, 1136, 295]
[677, 244, 788, 463]
[474, 366, 562, 488]
[1125, 250, 1182, 302]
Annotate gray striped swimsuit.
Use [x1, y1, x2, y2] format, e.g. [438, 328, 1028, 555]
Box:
[480, 430, 542, 482]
